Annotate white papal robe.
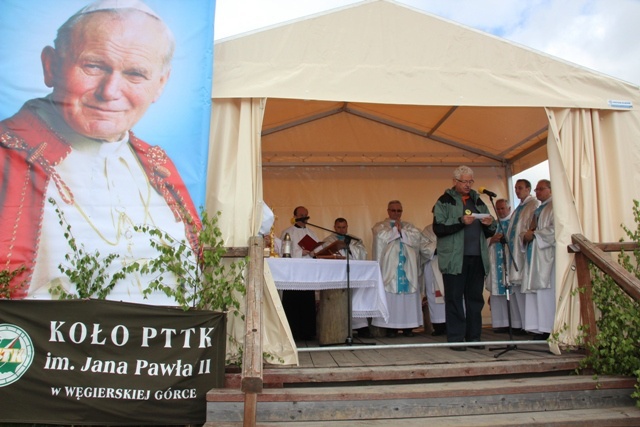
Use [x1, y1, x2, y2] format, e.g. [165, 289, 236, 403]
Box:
[30, 136, 191, 305]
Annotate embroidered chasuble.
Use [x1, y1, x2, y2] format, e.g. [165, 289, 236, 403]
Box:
[372, 219, 421, 294]
[495, 217, 510, 295]
[396, 239, 410, 293]
[505, 195, 539, 285]
[507, 204, 526, 269]
[526, 203, 546, 264]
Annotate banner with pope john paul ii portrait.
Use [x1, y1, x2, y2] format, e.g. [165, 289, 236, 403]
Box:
[0, 0, 215, 304]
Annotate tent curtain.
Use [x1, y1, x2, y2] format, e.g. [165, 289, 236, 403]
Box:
[208, 98, 298, 365]
[206, 98, 265, 243]
[545, 107, 640, 351]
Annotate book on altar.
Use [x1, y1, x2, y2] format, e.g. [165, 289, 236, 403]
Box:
[297, 234, 322, 251]
[314, 240, 347, 259]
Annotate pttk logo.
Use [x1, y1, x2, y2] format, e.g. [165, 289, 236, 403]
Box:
[0, 324, 34, 387]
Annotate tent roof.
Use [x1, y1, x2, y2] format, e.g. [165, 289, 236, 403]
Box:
[259, 99, 548, 169]
[213, 0, 638, 107]
[212, 0, 639, 170]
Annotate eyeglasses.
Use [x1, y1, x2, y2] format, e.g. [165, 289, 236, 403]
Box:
[455, 179, 475, 185]
[388, 209, 403, 213]
[534, 187, 550, 192]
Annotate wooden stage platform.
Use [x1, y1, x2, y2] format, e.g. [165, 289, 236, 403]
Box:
[211, 327, 640, 425]
[279, 326, 580, 371]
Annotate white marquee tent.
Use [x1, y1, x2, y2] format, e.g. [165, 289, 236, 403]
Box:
[207, 0, 640, 361]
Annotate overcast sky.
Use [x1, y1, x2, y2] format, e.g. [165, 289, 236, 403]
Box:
[214, 0, 640, 86]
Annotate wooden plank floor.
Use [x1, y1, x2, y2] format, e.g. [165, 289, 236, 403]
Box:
[268, 327, 583, 370]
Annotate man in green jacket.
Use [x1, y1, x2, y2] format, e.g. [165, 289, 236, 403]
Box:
[433, 165, 497, 351]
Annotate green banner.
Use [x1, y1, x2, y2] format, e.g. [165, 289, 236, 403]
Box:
[0, 299, 225, 425]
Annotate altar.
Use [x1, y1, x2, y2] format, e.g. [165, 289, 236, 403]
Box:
[266, 258, 389, 344]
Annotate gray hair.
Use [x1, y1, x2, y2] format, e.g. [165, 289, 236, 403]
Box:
[496, 198, 510, 207]
[54, 6, 175, 74]
[453, 165, 474, 180]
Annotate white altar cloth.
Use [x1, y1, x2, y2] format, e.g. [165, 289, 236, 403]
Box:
[266, 258, 389, 322]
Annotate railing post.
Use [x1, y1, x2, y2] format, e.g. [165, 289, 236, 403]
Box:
[569, 233, 640, 351]
[570, 234, 640, 301]
[572, 248, 597, 348]
[241, 236, 264, 427]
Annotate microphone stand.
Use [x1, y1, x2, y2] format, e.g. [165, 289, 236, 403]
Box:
[304, 221, 374, 346]
[485, 197, 518, 357]
[304, 221, 361, 243]
[343, 235, 355, 346]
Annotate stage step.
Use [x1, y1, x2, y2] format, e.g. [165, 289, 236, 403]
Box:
[207, 406, 640, 426]
[223, 356, 583, 388]
[206, 374, 638, 424]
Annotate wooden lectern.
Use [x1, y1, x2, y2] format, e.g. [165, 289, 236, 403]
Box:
[315, 239, 349, 344]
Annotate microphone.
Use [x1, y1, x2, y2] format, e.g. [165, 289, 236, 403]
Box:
[296, 216, 310, 223]
[478, 187, 497, 198]
[391, 220, 403, 239]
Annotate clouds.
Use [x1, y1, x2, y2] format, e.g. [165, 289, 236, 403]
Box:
[214, 0, 359, 40]
[502, 0, 640, 85]
[403, 0, 539, 34]
[214, 0, 640, 85]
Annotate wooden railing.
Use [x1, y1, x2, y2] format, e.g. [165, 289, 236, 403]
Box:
[228, 237, 263, 427]
[568, 234, 640, 346]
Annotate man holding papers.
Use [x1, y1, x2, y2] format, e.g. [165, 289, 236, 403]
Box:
[433, 166, 497, 350]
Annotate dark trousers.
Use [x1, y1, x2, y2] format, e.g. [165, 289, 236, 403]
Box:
[282, 290, 316, 341]
[443, 255, 485, 343]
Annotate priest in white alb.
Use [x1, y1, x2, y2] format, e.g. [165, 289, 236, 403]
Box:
[371, 200, 423, 337]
